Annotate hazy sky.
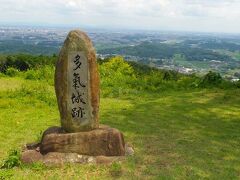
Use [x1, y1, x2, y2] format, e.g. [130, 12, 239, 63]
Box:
[0, 0, 240, 33]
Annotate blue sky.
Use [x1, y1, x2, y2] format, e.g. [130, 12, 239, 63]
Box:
[0, 0, 240, 33]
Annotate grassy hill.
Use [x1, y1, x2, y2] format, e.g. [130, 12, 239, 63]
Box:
[0, 56, 240, 179]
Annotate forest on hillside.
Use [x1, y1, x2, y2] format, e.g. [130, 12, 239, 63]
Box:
[0, 54, 239, 94]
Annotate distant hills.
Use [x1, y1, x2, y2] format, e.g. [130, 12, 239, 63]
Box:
[0, 26, 240, 77]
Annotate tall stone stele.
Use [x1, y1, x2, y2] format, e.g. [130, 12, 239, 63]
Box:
[55, 30, 100, 132]
[21, 30, 130, 164]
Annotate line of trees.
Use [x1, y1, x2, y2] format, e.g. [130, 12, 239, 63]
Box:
[0, 54, 239, 96]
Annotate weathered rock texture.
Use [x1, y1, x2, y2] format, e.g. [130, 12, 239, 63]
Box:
[40, 126, 125, 156]
[21, 151, 126, 166]
[42, 153, 124, 165]
[21, 126, 133, 166]
[55, 30, 100, 132]
[21, 150, 43, 164]
[43, 152, 96, 165]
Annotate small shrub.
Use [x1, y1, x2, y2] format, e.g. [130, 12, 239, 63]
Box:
[24, 69, 39, 80]
[200, 71, 222, 87]
[5, 68, 19, 77]
[163, 71, 171, 81]
[100, 56, 136, 95]
[0, 54, 57, 73]
[177, 76, 200, 89]
[24, 66, 54, 84]
[1, 149, 21, 169]
[219, 80, 236, 89]
[236, 80, 240, 88]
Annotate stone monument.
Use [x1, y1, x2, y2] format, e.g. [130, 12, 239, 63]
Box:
[55, 30, 100, 132]
[21, 30, 133, 165]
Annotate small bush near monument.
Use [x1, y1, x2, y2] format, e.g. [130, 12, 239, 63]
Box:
[1, 150, 21, 169]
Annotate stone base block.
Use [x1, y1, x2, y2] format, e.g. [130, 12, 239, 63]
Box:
[21, 150, 127, 165]
[21, 150, 43, 164]
[40, 126, 125, 156]
[21, 125, 134, 165]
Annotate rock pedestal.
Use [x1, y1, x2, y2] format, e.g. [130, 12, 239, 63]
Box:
[21, 125, 134, 165]
[40, 126, 125, 156]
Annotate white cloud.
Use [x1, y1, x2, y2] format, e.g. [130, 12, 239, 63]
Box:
[0, 0, 240, 33]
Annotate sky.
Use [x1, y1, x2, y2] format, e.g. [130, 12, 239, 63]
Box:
[0, 0, 240, 33]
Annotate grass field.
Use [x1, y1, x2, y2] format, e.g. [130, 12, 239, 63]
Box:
[0, 76, 240, 179]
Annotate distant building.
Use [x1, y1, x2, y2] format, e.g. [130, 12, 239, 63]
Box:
[231, 78, 239, 82]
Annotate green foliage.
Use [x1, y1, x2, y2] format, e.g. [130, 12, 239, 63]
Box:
[235, 80, 240, 88]
[5, 67, 19, 77]
[100, 56, 134, 78]
[200, 71, 222, 87]
[128, 61, 156, 74]
[100, 56, 137, 97]
[98, 56, 238, 94]
[177, 75, 200, 89]
[1, 55, 239, 97]
[5, 55, 30, 71]
[0, 73, 5, 78]
[99, 56, 199, 96]
[0, 54, 57, 73]
[24, 66, 54, 85]
[1, 150, 21, 169]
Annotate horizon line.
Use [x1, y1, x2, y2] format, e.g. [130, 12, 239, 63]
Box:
[0, 23, 240, 35]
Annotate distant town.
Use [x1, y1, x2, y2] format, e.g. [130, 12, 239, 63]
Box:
[0, 26, 240, 81]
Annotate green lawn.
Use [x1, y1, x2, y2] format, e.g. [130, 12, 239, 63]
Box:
[0, 77, 240, 179]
